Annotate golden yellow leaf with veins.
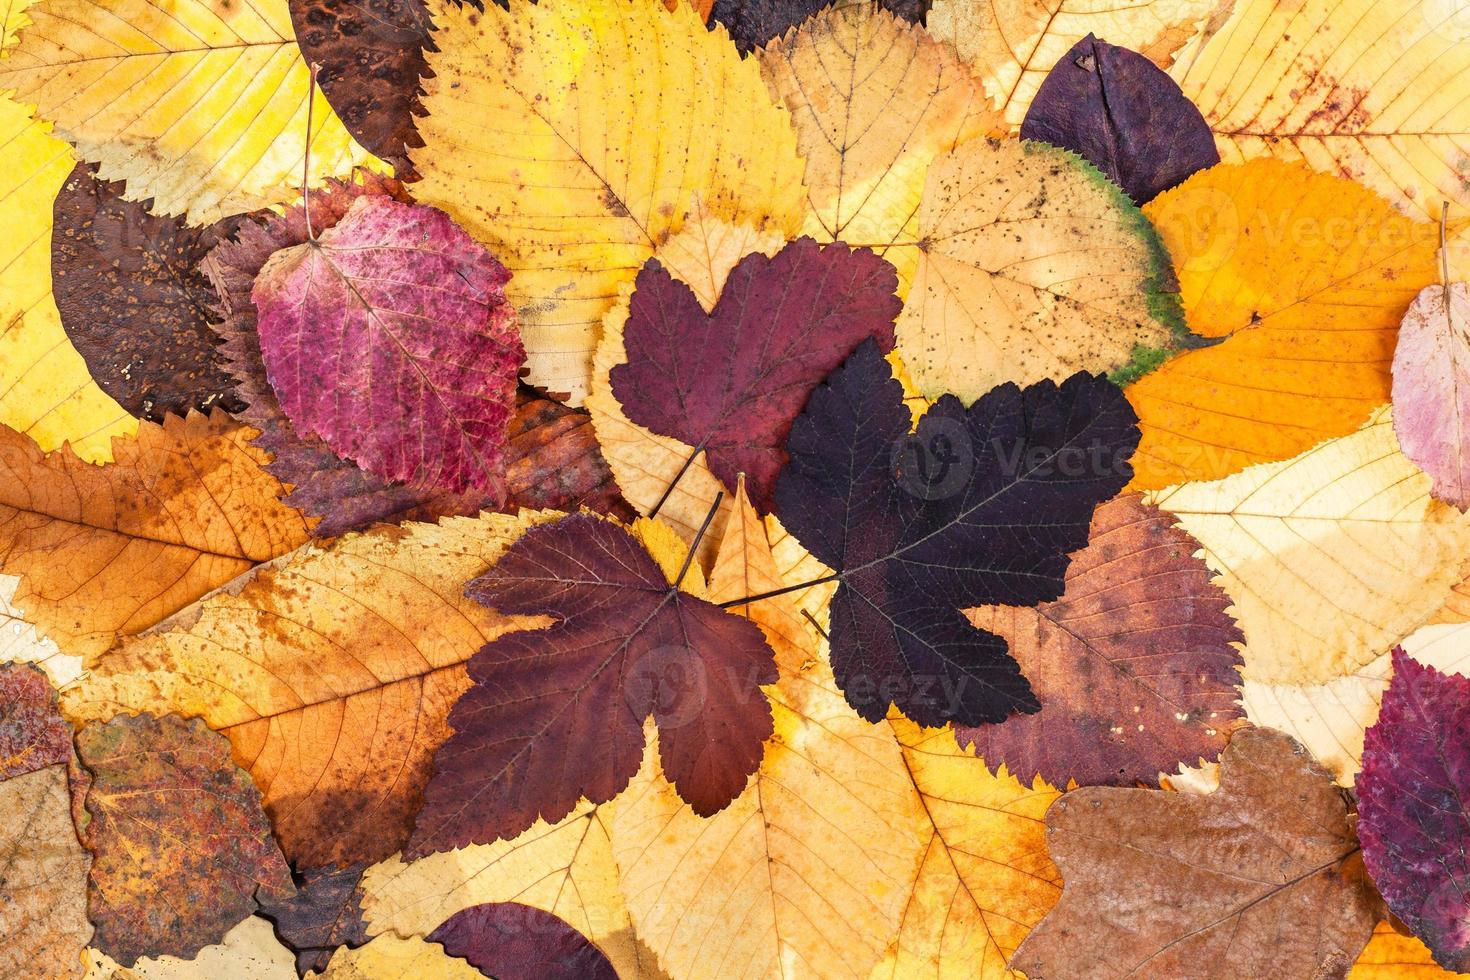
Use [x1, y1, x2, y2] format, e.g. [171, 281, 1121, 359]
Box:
[1351, 922, 1470, 980]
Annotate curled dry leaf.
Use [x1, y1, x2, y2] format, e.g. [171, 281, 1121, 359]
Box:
[1393, 282, 1470, 511]
[411, 0, 806, 401]
[61, 512, 556, 870]
[305, 935, 481, 979]
[957, 492, 1244, 787]
[77, 713, 295, 966]
[893, 138, 1184, 402]
[251, 194, 524, 496]
[258, 863, 371, 976]
[774, 339, 1139, 726]
[0, 95, 133, 463]
[0, 412, 312, 661]
[0, 0, 379, 222]
[1359, 650, 1470, 972]
[1020, 33, 1219, 204]
[407, 514, 778, 854]
[427, 902, 619, 980]
[1013, 727, 1380, 979]
[51, 163, 249, 422]
[1130, 160, 1444, 488]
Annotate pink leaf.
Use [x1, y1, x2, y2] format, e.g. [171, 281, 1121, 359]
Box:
[1392, 282, 1470, 510]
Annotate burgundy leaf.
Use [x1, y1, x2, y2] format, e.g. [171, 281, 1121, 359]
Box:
[610, 238, 900, 512]
[251, 194, 524, 495]
[1359, 648, 1470, 972]
[427, 903, 617, 980]
[407, 514, 777, 855]
[0, 663, 72, 780]
[711, 0, 928, 54]
[260, 862, 371, 977]
[1020, 34, 1219, 205]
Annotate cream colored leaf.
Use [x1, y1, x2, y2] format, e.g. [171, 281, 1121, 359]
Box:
[759, 3, 1002, 290]
[411, 0, 807, 402]
[0, 95, 133, 462]
[83, 917, 295, 979]
[59, 513, 557, 870]
[1146, 407, 1470, 685]
[893, 138, 1182, 402]
[0, 764, 92, 980]
[928, 0, 1233, 127]
[0, 574, 80, 687]
[0, 0, 380, 222]
[306, 935, 481, 980]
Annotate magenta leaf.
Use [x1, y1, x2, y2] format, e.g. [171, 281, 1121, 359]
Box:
[250, 194, 524, 495]
[610, 238, 901, 512]
[1359, 647, 1470, 972]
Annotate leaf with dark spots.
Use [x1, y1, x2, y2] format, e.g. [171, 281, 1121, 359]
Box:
[0, 662, 72, 779]
[260, 862, 371, 977]
[1359, 649, 1470, 973]
[427, 903, 619, 980]
[955, 493, 1244, 786]
[407, 513, 778, 855]
[1013, 728, 1381, 978]
[1020, 34, 1218, 205]
[710, 0, 929, 54]
[288, 0, 435, 172]
[77, 713, 295, 966]
[50, 163, 249, 422]
[773, 339, 1139, 727]
[609, 238, 901, 512]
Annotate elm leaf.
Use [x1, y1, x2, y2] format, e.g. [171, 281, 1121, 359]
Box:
[773, 339, 1139, 726]
[251, 194, 524, 496]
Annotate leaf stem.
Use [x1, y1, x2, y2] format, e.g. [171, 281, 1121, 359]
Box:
[800, 608, 829, 639]
[718, 573, 839, 608]
[649, 442, 704, 520]
[303, 61, 320, 243]
[673, 491, 723, 589]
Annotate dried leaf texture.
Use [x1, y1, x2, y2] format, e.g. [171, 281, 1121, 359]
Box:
[1359, 651, 1470, 972]
[251, 194, 524, 496]
[306, 935, 481, 979]
[1013, 728, 1379, 979]
[78, 713, 294, 965]
[1020, 34, 1219, 204]
[288, 0, 434, 170]
[610, 238, 900, 513]
[1393, 283, 1470, 510]
[51, 163, 247, 422]
[0, 575, 82, 687]
[504, 387, 631, 520]
[0, 95, 134, 463]
[83, 917, 297, 979]
[713, 0, 924, 54]
[1352, 922, 1470, 980]
[0, 663, 71, 781]
[408, 514, 778, 854]
[606, 483, 929, 980]
[927, 0, 1233, 127]
[0, 764, 93, 979]
[958, 493, 1243, 787]
[61, 513, 556, 870]
[0, 0, 381, 222]
[411, 0, 806, 402]
[1171, 0, 1470, 233]
[428, 903, 618, 980]
[0, 412, 312, 661]
[1146, 407, 1470, 686]
[893, 138, 1182, 403]
[1129, 160, 1444, 488]
[758, 4, 1002, 292]
[258, 863, 370, 975]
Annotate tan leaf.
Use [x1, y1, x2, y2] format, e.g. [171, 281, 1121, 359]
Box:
[0, 764, 92, 979]
[83, 917, 295, 979]
[306, 935, 481, 979]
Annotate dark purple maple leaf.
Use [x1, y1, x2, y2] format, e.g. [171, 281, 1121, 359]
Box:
[251, 194, 523, 496]
[1359, 648, 1470, 972]
[427, 903, 617, 980]
[407, 513, 778, 855]
[773, 339, 1139, 727]
[610, 238, 901, 513]
[1020, 34, 1219, 205]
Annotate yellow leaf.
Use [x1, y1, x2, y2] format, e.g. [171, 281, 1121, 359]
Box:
[306, 935, 481, 980]
[0, 0, 381, 222]
[59, 512, 557, 870]
[927, 0, 1233, 128]
[1146, 407, 1470, 686]
[84, 917, 294, 979]
[0, 95, 133, 461]
[359, 802, 668, 980]
[411, 0, 806, 403]
[606, 482, 929, 979]
[893, 138, 1182, 402]
[1352, 922, 1470, 980]
[1129, 160, 1446, 488]
[0, 412, 312, 661]
[0, 764, 91, 980]
[759, 3, 1001, 290]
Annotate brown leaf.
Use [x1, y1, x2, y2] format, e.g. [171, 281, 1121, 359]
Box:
[0, 412, 312, 661]
[77, 713, 295, 966]
[1012, 728, 1379, 979]
[0, 661, 72, 778]
[260, 863, 371, 977]
[0, 764, 92, 979]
